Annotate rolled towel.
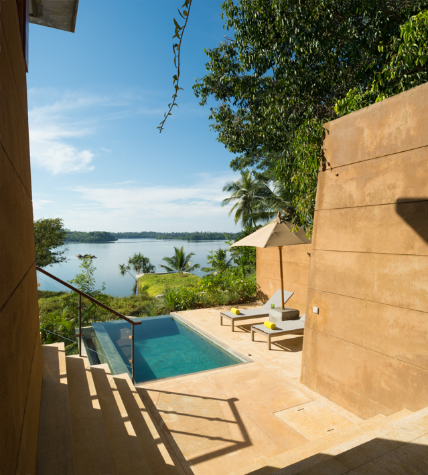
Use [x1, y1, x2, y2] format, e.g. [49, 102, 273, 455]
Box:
[231, 308, 240, 315]
[264, 321, 276, 330]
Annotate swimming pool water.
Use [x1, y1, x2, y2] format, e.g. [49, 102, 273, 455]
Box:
[91, 315, 243, 383]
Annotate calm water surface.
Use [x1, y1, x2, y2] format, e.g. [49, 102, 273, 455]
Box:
[38, 239, 229, 297]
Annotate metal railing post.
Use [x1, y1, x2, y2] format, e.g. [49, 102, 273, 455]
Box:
[78, 294, 82, 357]
[131, 324, 135, 384]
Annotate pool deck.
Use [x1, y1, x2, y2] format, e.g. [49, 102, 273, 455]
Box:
[136, 304, 362, 475]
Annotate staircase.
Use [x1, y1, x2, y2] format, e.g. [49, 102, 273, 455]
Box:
[37, 343, 428, 475]
[229, 408, 428, 475]
[37, 343, 191, 475]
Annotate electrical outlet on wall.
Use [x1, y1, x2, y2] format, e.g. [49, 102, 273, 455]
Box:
[313, 306, 319, 314]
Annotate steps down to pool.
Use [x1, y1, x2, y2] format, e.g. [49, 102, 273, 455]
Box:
[37, 343, 428, 475]
[228, 408, 428, 475]
[37, 343, 190, 475]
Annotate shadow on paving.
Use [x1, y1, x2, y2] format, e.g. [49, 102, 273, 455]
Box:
[137, 387, 252, 468]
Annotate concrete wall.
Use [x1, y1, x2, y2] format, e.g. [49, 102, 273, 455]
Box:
[256, 244, 312, 314]
[0, 1, 42, 473]
[301, 82, 428, 419]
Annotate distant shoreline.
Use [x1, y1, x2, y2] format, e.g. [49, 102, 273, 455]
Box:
[65, 231, 241, 243]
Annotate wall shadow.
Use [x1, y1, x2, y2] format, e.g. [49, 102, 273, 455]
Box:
[245, 436, 428, 474]
[396, 198, 428, 244]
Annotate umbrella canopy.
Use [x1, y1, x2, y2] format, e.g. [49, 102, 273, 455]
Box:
[231, 215, 310, 249]
[231, 214, 310, 308]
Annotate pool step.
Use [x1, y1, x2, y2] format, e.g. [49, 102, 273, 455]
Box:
[90, 364, 153, 475]
[37, 343, 75, 475]
[66, 356, 117, 475]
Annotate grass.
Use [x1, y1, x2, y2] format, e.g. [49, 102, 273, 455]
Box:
[138, 273, 201, 297]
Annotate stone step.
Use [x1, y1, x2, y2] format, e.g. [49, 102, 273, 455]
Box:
[227, 414, 382, 475]
[112, 372, 183, 475]
[273, 410, 414, 475]
[37, 343, 75, 475]
[228, 410, 415, 475]
[90, 364, 152, 475]
[66, 355, 117, 475]
[292, 407, 428, 475]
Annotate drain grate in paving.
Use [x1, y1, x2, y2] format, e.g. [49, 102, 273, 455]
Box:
[274, 400, 354, 441]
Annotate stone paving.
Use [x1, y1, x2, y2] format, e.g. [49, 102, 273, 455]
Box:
[136, 304, 361, 475]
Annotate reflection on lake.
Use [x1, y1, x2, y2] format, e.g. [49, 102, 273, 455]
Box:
[38, 239, 229, 297]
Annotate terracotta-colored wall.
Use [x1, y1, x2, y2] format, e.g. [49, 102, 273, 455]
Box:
[0, 1, 42, 473]
[257, 244, 312, 314]
[301, 82, 428, 419]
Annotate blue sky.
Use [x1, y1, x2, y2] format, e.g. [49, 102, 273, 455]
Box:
[29, 1, 241, 232]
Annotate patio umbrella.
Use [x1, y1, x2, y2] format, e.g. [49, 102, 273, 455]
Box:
[230, 213, 311, 309]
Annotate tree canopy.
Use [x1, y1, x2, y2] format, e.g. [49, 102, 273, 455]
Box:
[34, 218, 68, 268]
[194, 0, 428, 233]
[65, 231, 117, 243]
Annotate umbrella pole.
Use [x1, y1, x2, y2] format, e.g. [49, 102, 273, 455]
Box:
[279, 246, 284, 309]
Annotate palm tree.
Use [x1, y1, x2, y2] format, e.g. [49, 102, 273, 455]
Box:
[202, 248, 233, 274]
[160, 246, 200, 273]
[263, 179, 296, 221]
[119, 253, 155, 295]
[222, 169, 272, 228]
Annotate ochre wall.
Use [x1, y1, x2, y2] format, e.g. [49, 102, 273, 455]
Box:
[301, 82, 428, 419]
[0, 1, 42, 473]
[257, 244, 312, 314]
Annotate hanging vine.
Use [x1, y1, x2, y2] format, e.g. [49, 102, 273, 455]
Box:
[158, 0, 193, 132]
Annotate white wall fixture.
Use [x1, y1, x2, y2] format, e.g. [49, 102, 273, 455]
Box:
[313, 306, 319, 314]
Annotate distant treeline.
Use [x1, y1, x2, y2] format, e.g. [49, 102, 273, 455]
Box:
[65, 231, 118, 243]
[111, 231, 241, 241]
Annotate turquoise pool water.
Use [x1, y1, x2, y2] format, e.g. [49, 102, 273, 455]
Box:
[91, 315, 243, 383]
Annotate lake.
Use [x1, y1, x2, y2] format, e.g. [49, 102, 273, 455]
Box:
[37, 238, 229, 297]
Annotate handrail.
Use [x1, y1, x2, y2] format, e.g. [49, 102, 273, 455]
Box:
[36, 266, 141, 326]
[37, 265, 140, 383]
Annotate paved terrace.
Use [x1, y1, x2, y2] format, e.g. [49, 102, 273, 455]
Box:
[136, 304, 362, 475]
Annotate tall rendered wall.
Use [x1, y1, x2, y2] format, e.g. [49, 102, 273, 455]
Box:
[0, 1, 42, 473]
[257, 244, 311, 315]
[301, 82, 428, 418]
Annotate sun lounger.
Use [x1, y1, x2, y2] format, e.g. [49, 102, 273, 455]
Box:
[220, 289, 294, 331]
[251, 315, 305, 350]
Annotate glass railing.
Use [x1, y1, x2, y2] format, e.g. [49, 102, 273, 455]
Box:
[37, 267, 140, 383]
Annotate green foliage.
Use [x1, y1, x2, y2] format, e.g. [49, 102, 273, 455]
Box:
[112, 231, 240, 240]
[274, 119, 326, 235]
[194, 0, 427, 234]
[226, 228, 256, 277]
[39, 291, 154, 347]
[160, 246, 200, 273]
[138, 272, 200, 297]
[335, 10, 428, 117]
[69, 257, 105, 297]
[65, 231, 117, 243]
[34, 218, 67, 267]
[159, 268, 257, 312]
[202, 248, 233, 274]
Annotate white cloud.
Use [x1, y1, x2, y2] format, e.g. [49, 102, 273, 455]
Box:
[29, 93, 98, 174]
[59, 173, 239, 232]
[33, 199, 52, 211]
